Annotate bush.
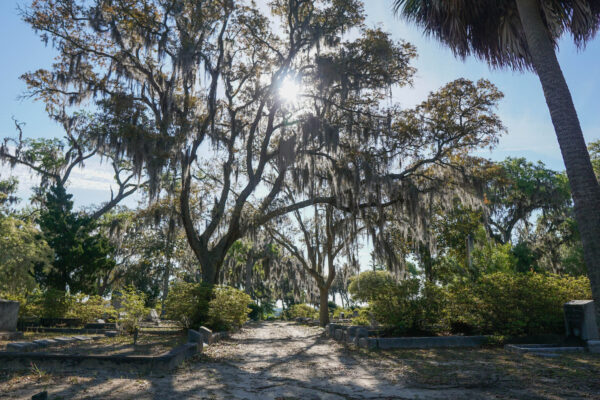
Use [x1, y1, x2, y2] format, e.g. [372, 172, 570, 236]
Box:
[369, 279, 446, 335]
[40, 289, 72, 319]
[1, 289, 117, 323]
[0, 291, 43, 318]
[351, 308, 371, 326]
[118, 286, 148, 334]
[208, 286, 251, 331]
[332, 307, 353, 319]
[248, 301, 275, 321]
[285, 304, 317, 320]
[446, 272, 592, 336]
[163, 282, 214, 328]
[67, 294, 117, 323]
[348, 270, 396, 303]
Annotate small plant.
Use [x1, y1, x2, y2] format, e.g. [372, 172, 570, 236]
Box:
[117, 286, 148, 337]
[30, 363, 49, 381]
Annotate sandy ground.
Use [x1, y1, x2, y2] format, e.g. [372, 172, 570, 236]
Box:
[1, 321, 599, 399]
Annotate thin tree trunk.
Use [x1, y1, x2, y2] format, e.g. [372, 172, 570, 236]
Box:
[319, 286, 330, 326]
[160, 258, 171, 318]
[244, 256, 254, 295]
[516, 0, 600, 329]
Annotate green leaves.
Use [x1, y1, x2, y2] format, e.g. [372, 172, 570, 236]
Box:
[35, 184, 116, 293]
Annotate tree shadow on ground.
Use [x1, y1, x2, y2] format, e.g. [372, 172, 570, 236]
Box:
[5, 322, 600, 399]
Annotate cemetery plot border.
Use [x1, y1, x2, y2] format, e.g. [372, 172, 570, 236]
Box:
[326, 324, 490, 350]
[0, 342, 199, 373]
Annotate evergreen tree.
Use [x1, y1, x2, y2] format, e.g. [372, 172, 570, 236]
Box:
[35, 185, 115, 293]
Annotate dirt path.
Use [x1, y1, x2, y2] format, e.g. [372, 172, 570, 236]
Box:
[2, 321, 599, 399]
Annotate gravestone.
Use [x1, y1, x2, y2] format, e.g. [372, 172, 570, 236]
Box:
[339, 312, 345, 319]
[564, 300, 599, 341]
[352, 310, 359, 318]
[146, 309, 159, 322]
[0, 299, 20, 332]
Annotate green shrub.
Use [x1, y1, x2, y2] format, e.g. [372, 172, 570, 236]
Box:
[40, 289, 72, 319]
[348, 270, 396, 303]
[2, 289, 118, 324]
[446, 272, 592, 336]
[0, 291, 43, 318]
[369, 279, 446, 335]
[208, 286, 251, 331]
[351, 308, 371, 326]
[163, 282, 214, 328]
[248, 301, 275, 321]
[67, 294, 117, 323]
[285, 303, 317, 320]
[332, 307, 353, 319]
[117, 286, 148, 334]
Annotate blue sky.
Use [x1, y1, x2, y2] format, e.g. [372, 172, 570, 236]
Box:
[1, 0, 599, 208]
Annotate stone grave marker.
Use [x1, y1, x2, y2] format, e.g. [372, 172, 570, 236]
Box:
[564, 300, 599, 341]
[0, 299, 20, 332]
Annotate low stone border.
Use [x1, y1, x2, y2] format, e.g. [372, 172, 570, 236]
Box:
[505, 343, 587, 355]
[189, 326, 230, 345]
[7, 335, 104, 352]
[326, 323, 489, 350]
[24, 327, 117, 334]
[365, 336, 489, 349]
[0, 342, 198, 373]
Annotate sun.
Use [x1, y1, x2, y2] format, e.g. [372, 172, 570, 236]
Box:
[278, 76, 301, 104]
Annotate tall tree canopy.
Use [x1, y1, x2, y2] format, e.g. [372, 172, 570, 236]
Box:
[22, 0, 504, 288]
[393, 0, 600, 328]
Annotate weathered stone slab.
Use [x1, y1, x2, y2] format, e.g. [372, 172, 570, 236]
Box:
[188, 329, 202, 343]
[588, 340, 600, 354]
[346, 326, 359, 337]
[0, 299, 20, 332]
[334, 329, 344, 341]
[358, 337, 377, 349]
[356, 327, 369, 338]
[72, 336, 92, 341]
[33, 339, 57, 347]
[377, 336, 488, 349]
[6, 342, 37, 351]
[54, 337, 76, 343]
[505, 344, 585, 354]
[564, 300, 599, 341]
[198, 326, 213, 344]
[326, 323, 340, 337]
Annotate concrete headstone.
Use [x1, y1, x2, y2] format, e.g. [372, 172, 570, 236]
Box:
[198, 326, 213, 344]
[149, 309, 159, 321]
[564, 300, 599, 341]
[0, 299, 20, 332]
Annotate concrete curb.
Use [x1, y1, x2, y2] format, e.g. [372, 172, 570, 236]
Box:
[0, 342, 198, 372]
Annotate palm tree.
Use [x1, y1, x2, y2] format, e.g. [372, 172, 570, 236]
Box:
[392, 0, 600, 327]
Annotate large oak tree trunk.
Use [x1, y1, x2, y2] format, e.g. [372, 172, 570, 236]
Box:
[516, 0, 600, 330]
[319, 286, 330, 326]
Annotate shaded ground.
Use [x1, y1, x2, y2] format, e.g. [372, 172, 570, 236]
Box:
[1, 321, 599, 399]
